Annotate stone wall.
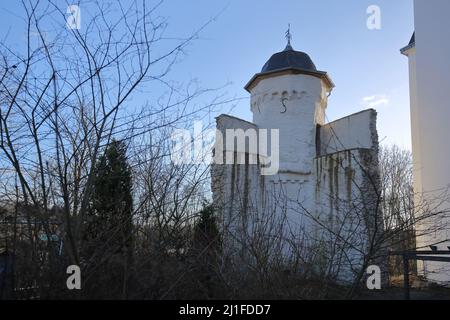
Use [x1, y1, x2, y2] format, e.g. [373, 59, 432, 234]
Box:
[211, 109, 381, 282]
[317, 109, 378, 156]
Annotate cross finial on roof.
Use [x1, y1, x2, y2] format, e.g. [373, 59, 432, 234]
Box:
[285, 24, 293, 50]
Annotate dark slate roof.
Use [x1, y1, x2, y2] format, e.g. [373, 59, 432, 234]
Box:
[261, 44, 317, 73]
[409, 32, 415, 46]
[244, 43, 334, 92]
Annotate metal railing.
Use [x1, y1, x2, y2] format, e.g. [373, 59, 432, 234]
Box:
[389, 246, 450, 299]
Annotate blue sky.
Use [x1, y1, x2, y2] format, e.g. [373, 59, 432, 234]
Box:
[0, 0, 414, 148]
[161, 0, 414, 149]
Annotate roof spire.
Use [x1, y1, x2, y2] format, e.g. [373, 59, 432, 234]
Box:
[285, 24, 293, 51]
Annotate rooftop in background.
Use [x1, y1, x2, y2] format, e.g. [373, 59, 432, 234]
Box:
[401, 32, 415, 55]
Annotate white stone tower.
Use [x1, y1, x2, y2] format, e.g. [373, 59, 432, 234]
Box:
[245, 42, 334, 177]
[212, 36, 380, 282]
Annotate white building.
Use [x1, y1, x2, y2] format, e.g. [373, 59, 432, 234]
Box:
[212, 39, 382, 282]
[401, 0, 450, 284]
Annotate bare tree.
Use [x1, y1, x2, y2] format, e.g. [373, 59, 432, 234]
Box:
[0, 0, 229, 299]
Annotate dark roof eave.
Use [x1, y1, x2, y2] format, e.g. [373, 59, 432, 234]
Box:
[400, 43, 415, 55]
[245, 67, 334, 92]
